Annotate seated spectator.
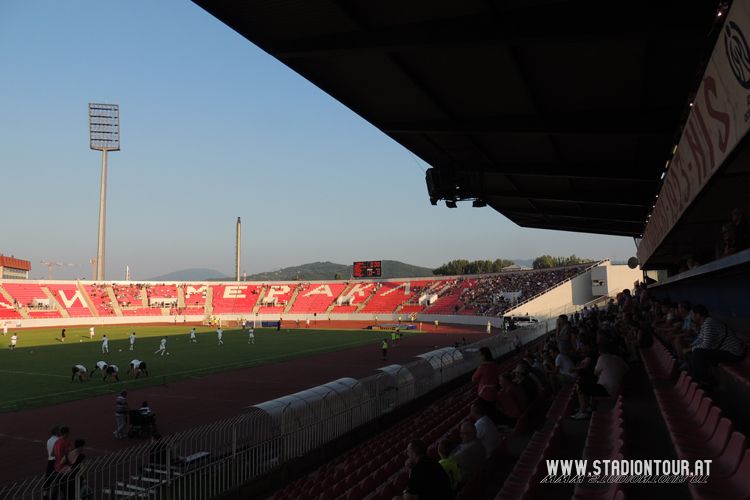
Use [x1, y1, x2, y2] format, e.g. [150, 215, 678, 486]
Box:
[495, 373, 527, 426]
[139, 401, 152, 416]
[437, 439, 462, 494]
[471, 347, 500, 402]
[513, 362, 543, 401]
[470, 400, 500, 457]
[687, 304, 746, 386]
[450, 421, 486, 480]
[572, 341, 628, 419]
[400, 439, 452, 500]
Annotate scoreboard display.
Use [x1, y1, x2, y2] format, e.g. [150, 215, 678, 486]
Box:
[353, 260, 382, 278]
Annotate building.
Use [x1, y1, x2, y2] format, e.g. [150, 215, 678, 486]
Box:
[0, 255, 31, 280]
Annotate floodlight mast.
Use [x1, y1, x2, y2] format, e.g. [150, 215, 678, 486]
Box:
[88, 103, 120, 281]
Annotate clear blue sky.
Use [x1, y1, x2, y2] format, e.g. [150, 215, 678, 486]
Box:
[0, 0, 635, 280]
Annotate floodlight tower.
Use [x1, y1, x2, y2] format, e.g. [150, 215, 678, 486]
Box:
[88, 103, 120, 281]
[235, 217, 241, 281]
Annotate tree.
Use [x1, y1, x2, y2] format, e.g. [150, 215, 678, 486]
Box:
[533, 255, 594, 269]
[333, 273, 342, 280]
[433, 258, 515, 276]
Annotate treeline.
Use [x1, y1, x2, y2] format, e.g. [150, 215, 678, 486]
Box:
[433, 259, 515, 276]
[532, 255, 594, 269]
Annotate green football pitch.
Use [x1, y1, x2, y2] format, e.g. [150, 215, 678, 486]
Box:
[0, 325, 411, 412]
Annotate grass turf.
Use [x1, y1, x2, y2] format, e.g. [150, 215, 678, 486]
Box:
[0, 325, 409, 412]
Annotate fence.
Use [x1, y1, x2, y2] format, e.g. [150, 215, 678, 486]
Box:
[0, 322, 552, 500]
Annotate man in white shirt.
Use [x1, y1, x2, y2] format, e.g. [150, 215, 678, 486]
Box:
[552, 346, 577, 382]
[46, 426, 60, 476]
[91, 360, 108, 377]
[3, 323, 8, 336]
[71, 364, 87, 383]
[248, 327, 255, 344]
[217, 328, 224, 346]
[101, 335, 109, 354]
[129, 332, 136, 351]
[154, 337, 167, 356]
[470, 401, 500, 458]
[10, 334, 18, 349]
[189, 327, 197, 343]
[128, 359, 148, 378]
[89, 326, 95, 339]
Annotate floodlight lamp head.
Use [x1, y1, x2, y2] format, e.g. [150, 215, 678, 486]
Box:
[88, 103, 120, 151]
[472, 199, 487, 208]
[445, 199, 457, 209]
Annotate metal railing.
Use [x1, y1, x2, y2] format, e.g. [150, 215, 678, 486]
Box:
[0, 323, 549, 500]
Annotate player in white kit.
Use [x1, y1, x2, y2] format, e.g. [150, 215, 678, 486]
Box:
[89, 326, 95, 339]
[71, 364, 88, 382]
[129, 331, 136, 351]
[189, 328, 197, 343]
[217, 328, 224, 346]
[91, 360, 108, 377]
[154, 337, 167, 356]
[248, 327, 255, 344]
[104, 364, 119, 382]
[101, 335, 109, 354]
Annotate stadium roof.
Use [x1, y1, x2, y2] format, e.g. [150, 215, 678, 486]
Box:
[193, 0, 724, 238]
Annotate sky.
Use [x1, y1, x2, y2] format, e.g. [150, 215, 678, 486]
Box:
[0, 0, 637, 280]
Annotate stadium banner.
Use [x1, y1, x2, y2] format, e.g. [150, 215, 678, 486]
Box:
[638, 0, 750, 264]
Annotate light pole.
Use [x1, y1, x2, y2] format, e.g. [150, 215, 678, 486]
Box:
[88, 103, 120, 281]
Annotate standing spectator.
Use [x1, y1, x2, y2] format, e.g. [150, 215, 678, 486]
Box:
[472, 347, 500, 402]
[114, 391, 128, 439]
[52, 427, 72, 473]
[572, 342, 628, 419]
[486, 320, 492, 335]
[400, 439, 452, 500]
[688, 305, 746, 385]
[45, 426, 60, 476]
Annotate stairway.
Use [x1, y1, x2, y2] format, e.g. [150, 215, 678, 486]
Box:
[354, 288, 377, 313]
[42, 286, 69, 318]
[77, 282, 99, 317]
[252, 286, 267, 314]
[106, 285, 124, 316]
[204, 286, 213, 316]
[284, 286, 301, 313]
[0, 286, 28, 318]
[327, 283, 354, 313]
[177, 286, 185, 308]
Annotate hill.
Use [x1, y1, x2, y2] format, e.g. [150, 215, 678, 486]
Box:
[246, 260, 434, 281]
[149, 268, 229, 281]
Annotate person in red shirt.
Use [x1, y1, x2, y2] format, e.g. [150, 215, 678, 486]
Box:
[471, 347, 500, 402]
[52, 426, 72, 473]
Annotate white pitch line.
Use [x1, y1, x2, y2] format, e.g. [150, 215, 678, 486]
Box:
[0, 369, 68, 379]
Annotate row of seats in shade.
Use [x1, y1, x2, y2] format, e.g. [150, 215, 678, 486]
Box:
[494, 383, 579, 500]
[271, 383, 476, 500]
[642, 340, 750, 499]
[573, 396, 625, 500]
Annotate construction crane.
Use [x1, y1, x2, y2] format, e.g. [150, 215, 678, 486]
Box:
[40, 260, 78, 280]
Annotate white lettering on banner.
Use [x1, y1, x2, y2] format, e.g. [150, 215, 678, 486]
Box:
[223, 286, 247, 299]
[380, 282, 411, 296]
[186, 285, 206, 296]
[58, 290, 86, 308]
[638, 1, 747, 264]
[304, 285, 332, 297]
[345, 284, 374, 298]
[265, 285, 290, 300]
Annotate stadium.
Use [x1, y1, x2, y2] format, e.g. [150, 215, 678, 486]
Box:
[2, 1, 750, 500]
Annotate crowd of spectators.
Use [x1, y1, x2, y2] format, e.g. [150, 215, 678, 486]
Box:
[457, 266, 587, 316]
